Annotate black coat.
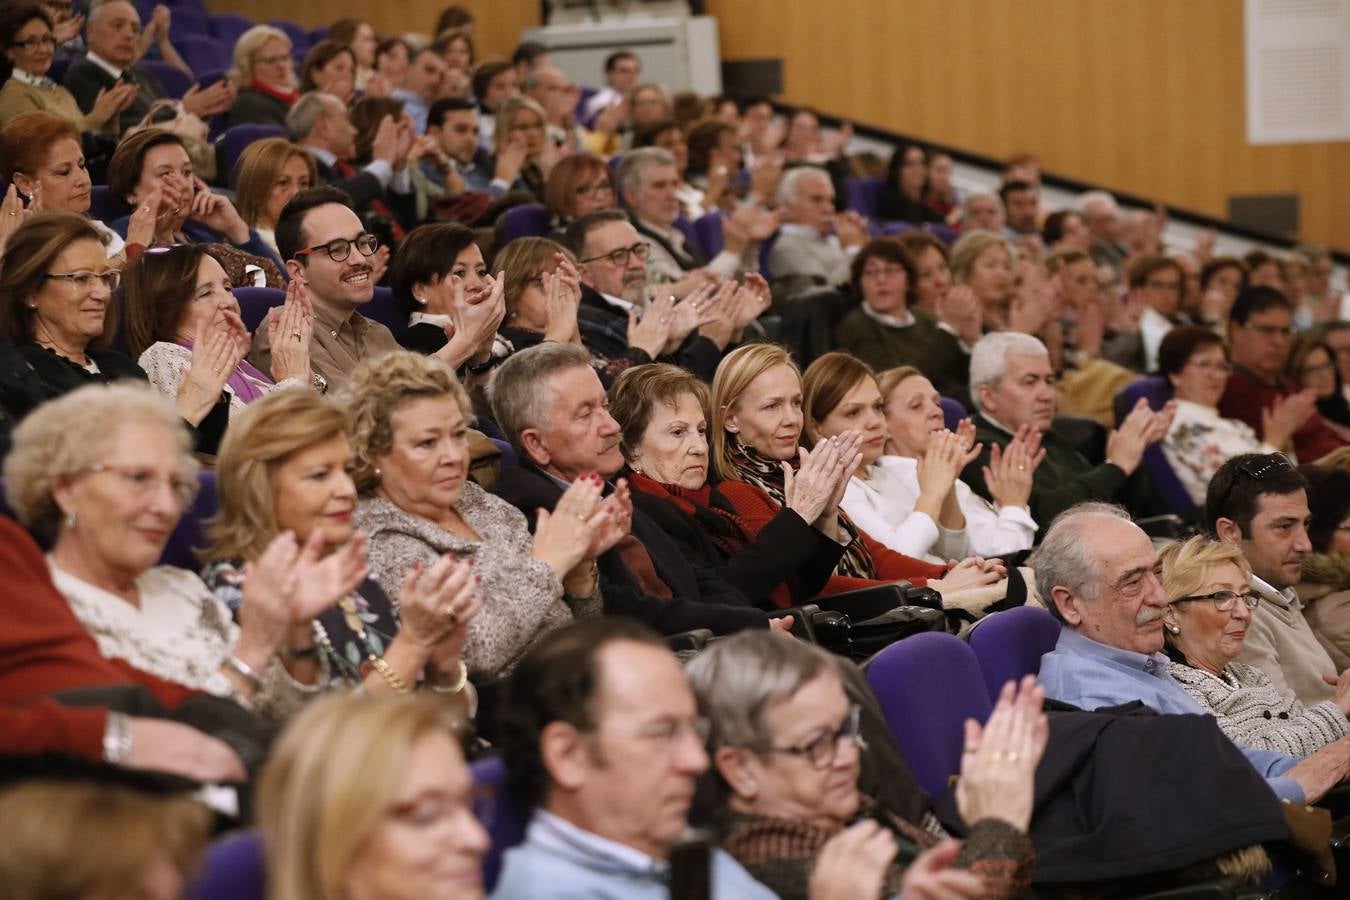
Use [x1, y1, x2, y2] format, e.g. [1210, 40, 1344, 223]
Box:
[225, 89, 290, 129]
[577, 284, 722, 382]
[492, 461, 770, 636]
[63, 57, 164, 133]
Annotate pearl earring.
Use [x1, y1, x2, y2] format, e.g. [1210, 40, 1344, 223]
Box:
[1167, 624, 1180, 635]
[64, 509, 77, 529]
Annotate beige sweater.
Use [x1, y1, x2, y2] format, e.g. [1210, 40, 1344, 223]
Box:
[1299, 553, 1350, 672]
[1236, 575, 1337, 707]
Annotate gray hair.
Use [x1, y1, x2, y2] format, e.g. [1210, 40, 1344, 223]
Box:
[1075, 190, 1118, 216]
[960, 189, 1003, 219]
[968, 332, 1048, 413]
[87, 0, 137, 30]
[488, 342, 593, 461]
[684, 630, 839, 750]
[286, 92, 338, 143]
[1030, 502, 1132, 622]
[615, 147, 676, 205]
[775, 165, 830, 209]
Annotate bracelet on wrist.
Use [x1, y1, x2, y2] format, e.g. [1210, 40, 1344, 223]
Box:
[103, 711, 133, 764]
[224, 655, 263, 693]
[368, 654, 409, 694]
[428, 660, 469, 694]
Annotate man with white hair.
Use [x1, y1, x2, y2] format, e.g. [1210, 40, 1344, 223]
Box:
[1076, 190, 1127, 271]
[1034, 502, 1350, 805]
[960, 191, 1004, 233]
[765, 165, 869, 293]
[959, 332, 1173, 532]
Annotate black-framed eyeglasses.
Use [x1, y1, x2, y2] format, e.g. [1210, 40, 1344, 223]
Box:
[580, 241, 650, 267]
[1241, 321, 1296, 338]
[757, 705, 864, 770]
[44, 270, 120, 292]
[1214, 452, 1293, 516]
[293, 232, 379, 263]
[1170, 590, 1262, 613]
[13, 35, 58, 49]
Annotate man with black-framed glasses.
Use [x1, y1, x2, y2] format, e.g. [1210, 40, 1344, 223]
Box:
[246, 186, 401, 392]
[1220, 286, 1346, 462]
[1208, 453, 1343, 708]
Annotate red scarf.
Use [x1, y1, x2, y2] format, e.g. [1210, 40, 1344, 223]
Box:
[627, 471, 754, 560]
[249, 79, 299, 106]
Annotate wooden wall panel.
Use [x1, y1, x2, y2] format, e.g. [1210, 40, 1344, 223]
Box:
[707, 0, 1350, 251]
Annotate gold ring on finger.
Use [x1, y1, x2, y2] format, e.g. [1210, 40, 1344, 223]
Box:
[1006, 751, 1019, 763]
[443, 606, 459, 627]
[990, 751, 1006, 762]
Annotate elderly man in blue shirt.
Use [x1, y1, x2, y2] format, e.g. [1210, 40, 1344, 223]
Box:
[1034, 502, 1350, 805]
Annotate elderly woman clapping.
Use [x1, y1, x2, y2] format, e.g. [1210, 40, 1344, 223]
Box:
[346, 351, 624, 679]
[1161, 536, 1350, 756]
[202, 388, 482, 706]
[685, 630, 1041, 900]
[3, 382, 360, 719]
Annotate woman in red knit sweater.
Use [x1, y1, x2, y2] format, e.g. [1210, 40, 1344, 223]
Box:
[710, 343, 1004, 598]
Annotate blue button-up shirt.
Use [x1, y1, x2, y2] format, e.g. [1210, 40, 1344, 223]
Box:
[1039, 628, 1306, 803]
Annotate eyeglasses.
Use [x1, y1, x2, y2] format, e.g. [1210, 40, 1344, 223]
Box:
[1301, 360, 1336, 377]
[293, 233, 379, 263]
[1213, 452, 1293, 517]
[44, 270, 120, 292]
[254, 53, 292, 66]
[575, 181, 613, 197]
[1145, 280, 1182, 293]
[580, 241, 650, 267]
[13, 35, 58, 49]
[1187, 359, 1233, 374]
[757, 705, 863, 770]
[1241, 322, 1296, 338]
[862, 264, 906, 280]
[80, 463, 197, 508]
[1170, 590, 1262, 612]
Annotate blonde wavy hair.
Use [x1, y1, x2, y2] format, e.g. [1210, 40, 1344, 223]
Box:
[228, 25, 293, 89]
[1159, 535, 1253, 605]
[710, 342, 799, 481]
[258, 693, 469, 900]
[202, 387, 349, 563]
[338, 351, 471, 493]
[3, 382, 198, 540]
[949, 230, 1013, 283]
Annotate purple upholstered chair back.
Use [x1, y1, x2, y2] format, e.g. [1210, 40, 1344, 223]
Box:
[185, 830, 265, 900]
[173, 33, 230, 77]
[693, 210, 725, 258]
[500, 203, 551, 243]
[967, 606, 1062, 701]
[208, 12, 252, 45]
[673, 214, 701, 257]
[233, 286, 286, 334]
[1113, 376, 1193, 515]
[218, 123, 288, 187]
[267, 20, 311, 54]
[846, 176, 883, 219]
[864, 632, 993, 798]
[139, 59, 193, 99]
[89, 185, 119, 223]
[472, 755, 530, 893]
[939, 396, 967, 432]
[161, 470, 218, 570]
[362, 285, 409, 344]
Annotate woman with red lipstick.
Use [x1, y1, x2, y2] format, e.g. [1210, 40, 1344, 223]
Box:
[1161, 536, 1350, 756]
[4, 382, 361, 719]
[710, 343, 1004, 602]
[608, 363, 849, 610]
[347, 351, 624, 680]
[204, 388, 483, 709]
[259, 694, 489, 900]
[803, 354, 1041, 563]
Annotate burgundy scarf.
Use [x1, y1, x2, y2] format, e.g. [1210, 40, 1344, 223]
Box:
[626, 471, 754, 560]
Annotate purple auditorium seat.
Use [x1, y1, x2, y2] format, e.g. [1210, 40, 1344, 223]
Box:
[166, 4, 208, 40]
[308, 26, 330, 44]
[693, 209, 725, 258]
[138, 59, 192, 100]
[47, 54, 74, 84]
[924, 222, 959, 246]
[672, 214, 702, 257]
[161, 470, 218, 570]
[1113, 376, 1194, 516]
[471, 756, 529, 893]
[234, 286, 286, 333]
[864, 632, 993, 799]
[173, 33, 230, 77]
[846, 176, 883, 219]
[939, 396, 966, 432]
[575, 86, 598, 128]
[268, 20, 311, 54]
[874, 219, 913, 237]
[89, 185, 119, 222]
[967, 606, 1062, 701]
[500, 203, 550, 243]
[362, 286, 409, 344]
[185, 830, 265, 900]
[217, 123, 287, 187]
[208, 12, 253, 46]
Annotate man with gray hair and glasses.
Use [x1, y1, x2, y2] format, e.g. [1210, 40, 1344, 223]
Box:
[959, 332, 1174, 534]
[1035, 502, 1350, 806]
[766, 165, 869, 295]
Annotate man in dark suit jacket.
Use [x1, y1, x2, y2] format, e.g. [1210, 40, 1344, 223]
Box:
[64, 0, 232, 132]
[286, 92, 417, 233]
[488, 342, 774, 637]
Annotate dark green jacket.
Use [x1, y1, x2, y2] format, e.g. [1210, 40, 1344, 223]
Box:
[833, 307, 969, 402]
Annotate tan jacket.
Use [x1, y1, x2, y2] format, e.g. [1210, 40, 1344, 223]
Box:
[1299, 553, 1350, 672]
[1237, 575, 1338, 707]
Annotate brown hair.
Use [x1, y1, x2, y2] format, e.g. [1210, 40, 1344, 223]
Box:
[204, 387, 350, 562]
[1157, 325, 1226, 380]
[1285, 334, 1337, 386]
[232, 138, 316, 228]
[0, 212, 106, 342]
[1126, 255, 1184, 290]
[544, 152, 611, 220]
[106, 127, 186, 205]
[493, 236, 575, 319]
[1200, 256, 1249, 293]
[0, 779, 211, 898]
[685, 118, 735, 179]
[848, 237, 916, 303]
[607, 363, 710, 463]
[325, 18, 367, 50]
[0, 111, 78, 182]
[350, 96, 406, 165]
[802, 351, 878, 445]
[121, 243, 208, 358]
[299, 40, 356, 94]
[432, 27, 475, 68]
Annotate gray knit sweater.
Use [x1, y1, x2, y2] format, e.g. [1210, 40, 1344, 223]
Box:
[355, 483, 601, 679]
[1168, 659, 1350, 757]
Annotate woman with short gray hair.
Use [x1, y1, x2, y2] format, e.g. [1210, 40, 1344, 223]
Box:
[686, 630, 1042, 900]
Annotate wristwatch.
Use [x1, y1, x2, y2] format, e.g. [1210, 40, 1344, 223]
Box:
[103, 711, 133, 764]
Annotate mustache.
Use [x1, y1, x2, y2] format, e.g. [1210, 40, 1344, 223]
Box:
[1135, 606, 1167, 626]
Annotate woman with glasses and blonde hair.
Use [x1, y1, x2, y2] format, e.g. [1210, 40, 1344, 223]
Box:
[490, 96, 550, 201]
[685, 629, 1040, 900]
[2, 382, 361, 719]
[231, 138, 316, 257]
[1160, 535, 1350, 756]
[258, 693, 489, 900]
[543, 152, 615, 232]
[225, 25, 298, 129]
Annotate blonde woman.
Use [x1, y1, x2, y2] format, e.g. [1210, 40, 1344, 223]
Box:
[225, 25, 298, 129]
[258, 693, 488, 900]
[232, 138, 316, 255]
[490, 95, 551, 201]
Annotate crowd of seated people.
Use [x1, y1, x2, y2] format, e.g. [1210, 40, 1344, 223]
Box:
[3, 2, 1350, 896]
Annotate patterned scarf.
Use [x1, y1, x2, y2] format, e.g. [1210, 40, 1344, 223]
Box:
[725, 438, 876, 580]
[626, 470, 753, 560]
